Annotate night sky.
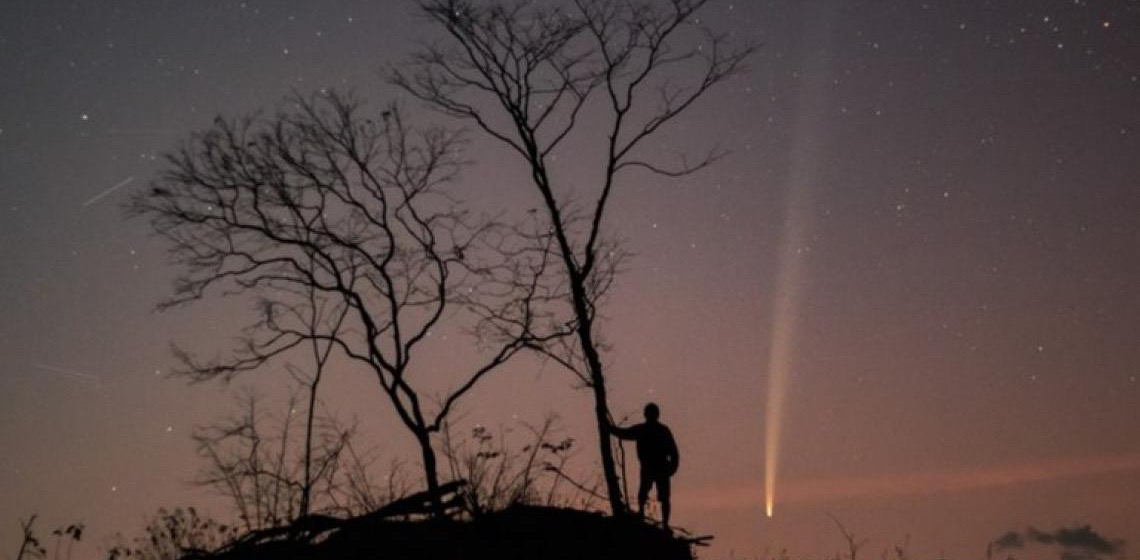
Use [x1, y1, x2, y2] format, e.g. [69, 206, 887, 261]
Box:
[2, 1, 1139, 559]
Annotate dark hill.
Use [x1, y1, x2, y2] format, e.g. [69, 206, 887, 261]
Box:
[202, 506, 700, 560]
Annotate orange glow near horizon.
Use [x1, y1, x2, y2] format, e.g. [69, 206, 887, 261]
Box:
[679, 451, 1140, 511]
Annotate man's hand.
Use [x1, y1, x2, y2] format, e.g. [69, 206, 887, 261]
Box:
[610, 421, 636, 440]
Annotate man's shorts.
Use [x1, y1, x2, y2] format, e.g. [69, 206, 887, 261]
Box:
[637, 470, 671, 503]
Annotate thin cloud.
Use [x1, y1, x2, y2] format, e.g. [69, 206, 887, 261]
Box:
[994, 531, 1026, 550]
[992, 525, 1124, 560]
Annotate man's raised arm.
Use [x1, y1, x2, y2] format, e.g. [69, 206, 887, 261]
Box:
[610, 420, 638, 440]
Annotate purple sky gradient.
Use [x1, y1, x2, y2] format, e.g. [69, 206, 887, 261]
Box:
[2, 1, 1138, 559]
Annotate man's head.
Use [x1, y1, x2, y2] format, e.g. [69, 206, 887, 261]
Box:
[644, 402, 660, 422]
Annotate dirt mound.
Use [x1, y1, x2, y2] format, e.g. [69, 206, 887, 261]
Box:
[204, 506, 698, 560]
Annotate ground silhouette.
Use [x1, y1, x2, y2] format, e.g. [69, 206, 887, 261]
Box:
[183, 482, 705, 560]
[194, 508, 698, 560]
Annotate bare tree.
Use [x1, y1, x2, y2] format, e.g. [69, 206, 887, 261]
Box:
[12, 516, 83, 560]
[392, 0, 753, 514]
[828, 514, 869, 560]
[279, 279, 351, 518]
[440, 415, 579, 515]
[15, 516, 45, 560]
[128, 91, 554, 513]
[106, 507, 237, 560]
[191, 389, 372, 530]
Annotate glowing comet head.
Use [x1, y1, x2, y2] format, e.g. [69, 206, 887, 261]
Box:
[766, 500, 774, 518]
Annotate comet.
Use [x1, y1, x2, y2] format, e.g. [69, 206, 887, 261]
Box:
[762, 191, 808, 519]
[762, 11, 836, 519]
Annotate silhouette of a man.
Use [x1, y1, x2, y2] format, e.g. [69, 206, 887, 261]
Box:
[611, 402, 679, 528]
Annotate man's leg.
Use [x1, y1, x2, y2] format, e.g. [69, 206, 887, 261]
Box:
[637, 472, 653, 516]
[657, 475, 672, 528]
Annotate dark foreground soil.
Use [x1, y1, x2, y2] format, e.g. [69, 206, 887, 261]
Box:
[203, 506, 698, 560]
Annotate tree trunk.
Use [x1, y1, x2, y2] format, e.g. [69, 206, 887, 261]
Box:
[416, 429, 445, 517]
[299, 379, 319, 518]
[571, 284, 626, 516]
[591, 374, 625, 516]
